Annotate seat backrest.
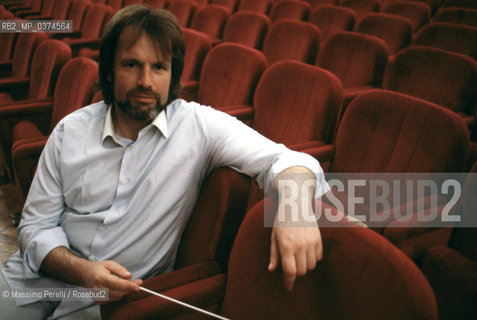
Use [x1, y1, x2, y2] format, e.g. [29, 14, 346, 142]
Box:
[123, 0, 144, 6]
[308, 5, 356, 43]
[222, 11, 270, 49]
[143, 0, 168, 8]
[181, 27, 212, 83]
[220, 197, 439, 320]
[51, 0, 72, 20]
[198, 42, 268, 109]
[383, 46, 477, 115]
[50, 57, 98, 131]
[11, 32, 48, 78]
[106, 0, 123, 10]
[67, 0, 91, 32]
[237, 0, 271, 14]
[331, 90, 469, 173]
[28, 39, 72, 100]
[433, 7, 477, 28]
[382, 1, 430, 32]
[268, 0, 311, 23]
[175, 167, 251, 271]
[0, 30, 17, 61]
[413, 22, 477, 59]
[317, 31, 388, 88]
[306, 0, 337, 7]
[81, 3, 114, 39]
[190, 4, 230, 40]
[210, 0, 239, 12]
[356, 12, 413, 54]
[253, 61, 342, 146]
[168, 0, 198, 27]
[39, 0, 56, 16]
[338, 0, 380, 18]
[262, 20, 321, 65]
[443, 0, 477, 9]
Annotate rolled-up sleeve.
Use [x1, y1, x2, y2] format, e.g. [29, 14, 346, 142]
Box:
[197, 104, 329, 198]
[17, 122, 70, 278]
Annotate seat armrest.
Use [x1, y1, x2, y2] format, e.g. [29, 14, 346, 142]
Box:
[101, 261, 224, 319]
[180, 81, 199, 102]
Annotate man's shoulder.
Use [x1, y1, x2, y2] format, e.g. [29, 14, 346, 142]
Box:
[62, 101, 109, 123]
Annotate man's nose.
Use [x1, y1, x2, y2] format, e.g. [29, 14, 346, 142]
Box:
[137, 67, 152, 88]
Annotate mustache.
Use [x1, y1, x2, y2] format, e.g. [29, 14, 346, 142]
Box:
[127, 87, 161, 99]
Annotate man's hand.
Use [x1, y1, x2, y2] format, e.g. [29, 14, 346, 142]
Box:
[269, 166, 323, 290]
[40, 246, 142, 303]
[81, 260, 142, 303]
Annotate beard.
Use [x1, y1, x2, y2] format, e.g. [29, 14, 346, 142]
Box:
[115, 87, 166, 122]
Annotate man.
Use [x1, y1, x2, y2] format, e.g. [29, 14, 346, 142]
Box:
[0, 5, 328, 319]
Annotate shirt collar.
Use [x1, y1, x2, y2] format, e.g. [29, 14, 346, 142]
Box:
[102, 105, 169, 145]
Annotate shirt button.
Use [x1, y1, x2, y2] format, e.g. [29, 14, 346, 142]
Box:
[128, 146, 133, 151]
[101, 228, 107, 233]
[115, 206, 120, 211]
[121, 178, 128, 184]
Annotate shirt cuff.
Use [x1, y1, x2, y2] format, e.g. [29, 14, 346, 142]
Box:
[267, 150, 330, 199]
[22, 227, 70, 278]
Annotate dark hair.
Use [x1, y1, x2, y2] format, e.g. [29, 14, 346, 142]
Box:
[99, 5, 185, 105]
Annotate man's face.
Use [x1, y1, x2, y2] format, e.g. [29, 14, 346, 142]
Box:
[112, 30, 172, 121]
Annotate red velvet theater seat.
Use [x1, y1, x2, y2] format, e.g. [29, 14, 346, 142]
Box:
[168, 0, 198, 28]
[180, 28, 212, 85]
[413, 22, 477, 60]
[236, 0, 271, 14]
[268, 0, 311, 23]
[209, 0, 239, 12]
[308, 5, 356, 44]
[382, 46, 477, 130]
[27, 0, 71, 20]
[222, 11, 270, 50]
[144, 0, 169, 9]
[338, 0, 380, 19]
[356, 12, 413, 55]
[101, 167, 252, 319]
[189, 4, 230, 42]
[382, 0, 431, 32]
[219, 198, 438, 320]
[56, 3, 115, 57]
[8, 57, 98, 207]
[262, 20, 321, 65]
[181, 42, 268, 122]
[313, 90, 468, 233]
[432, 7, 477, 28]
[0, 39, 71, 107]
[252, 60, 343, 154]
[66, 0, 91, 33]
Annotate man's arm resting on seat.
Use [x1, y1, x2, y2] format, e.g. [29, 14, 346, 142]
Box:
[40, 246, 142, 303]
[268, 166, 323, 291]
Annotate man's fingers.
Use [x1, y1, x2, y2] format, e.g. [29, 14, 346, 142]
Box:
[268, 230, 279, 271]
[279, 245, 297, 291]
[104, 260, 132, 279]
[306, 247, 317, 271]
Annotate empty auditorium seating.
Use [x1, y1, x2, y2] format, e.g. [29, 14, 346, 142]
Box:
[316, 31, 388, 105]
[66, 0, 91, 32]
[382, 46, 477, 128]
[0, 31, 16, 61]
[101, 167, 252, 319]
[356, 13, 413, 55]
[413, 22, 477, 59]
[305, 0, 337, 7]
[168, 0, 198, 27]
[27, 0, 72, 20]
[181, 43, 268, 120]
[190, 4, 230, 41]
[15, 0, 49, 17]
[0, 39, 71, 106]
[432, 7, 477, 28]
[106, 0, 123, 10]
[9, 57, 98, 206]
[252, 61, 342, 153]
[144, 0, 169, 8]
[222, 12, 270, 49]
[123, 0, 145, 6]
[103, 197, 439, 319]
[382, 1, 431, 32]
[58, 3, 115, 56]
[262, 20, 321, 65]
[0, 32, 48, 97]
[308, 5, 356, 43]
[268, 0, 311, 23]
[338, 0, 380, 18]
[236, 0, 271, 14]
[181, 27, 212, 84]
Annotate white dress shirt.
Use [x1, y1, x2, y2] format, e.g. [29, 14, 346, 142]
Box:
[2, 99, 328, 318]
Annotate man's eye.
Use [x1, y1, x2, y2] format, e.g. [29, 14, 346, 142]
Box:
[154, 64, 164, 70]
